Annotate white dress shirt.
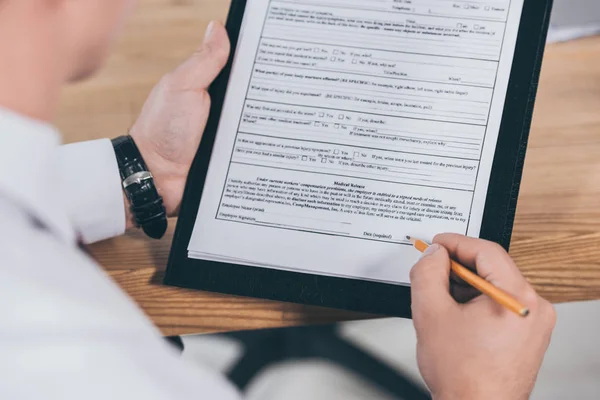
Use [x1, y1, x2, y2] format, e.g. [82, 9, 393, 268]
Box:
[0, 107, 241, 400]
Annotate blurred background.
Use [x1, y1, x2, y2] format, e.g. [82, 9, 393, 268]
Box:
[56, 0, 600, 142]
[551, 0, 600, 29]
[59, 1, 600, 399]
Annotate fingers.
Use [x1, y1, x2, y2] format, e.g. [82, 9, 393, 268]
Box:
[540, 298, 557, 334]
[434, 233, 531, 303]
[450, 282, 481, 304]
[410, 244, 457, 315]
[170, 20, 231, 90]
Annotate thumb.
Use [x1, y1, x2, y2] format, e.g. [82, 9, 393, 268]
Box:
[171, 21, 231, 90]
[410, 244, 456, 315]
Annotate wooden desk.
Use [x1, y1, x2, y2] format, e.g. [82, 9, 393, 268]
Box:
[57, 0, 600, 336]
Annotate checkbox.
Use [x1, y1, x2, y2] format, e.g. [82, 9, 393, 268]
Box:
[334, 149, 340, 155]
[485, 6, 490, 10]
[302, 156, 308, 161]
[338, 114, 344, 120]
[319, 112, 325, 117]
[334, 50, 339, 55]
[352, 59, 358, 64]
[474, 24, 480, 29]
[321, 158, 327, 163]
[334, 123, 340, 129]
[315, 122, 322, 127]
[330, 56, 336, 61]
[354, 152, 360, 157]
[457, 23, 462, 28]
[314, 47, 320, 53]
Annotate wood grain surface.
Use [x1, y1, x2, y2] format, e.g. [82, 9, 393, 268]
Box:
[56, 0, 600, 336]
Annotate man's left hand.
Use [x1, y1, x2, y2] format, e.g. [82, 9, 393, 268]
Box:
[129, 21, 230, 218]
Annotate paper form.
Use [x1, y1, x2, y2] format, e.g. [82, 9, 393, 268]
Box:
[187, 0, 525, 284]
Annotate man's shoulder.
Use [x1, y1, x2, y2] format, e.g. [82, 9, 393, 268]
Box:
[0, 200, 242, 400]
[0, 196, 153, 335]
[0, 197, 71, 262]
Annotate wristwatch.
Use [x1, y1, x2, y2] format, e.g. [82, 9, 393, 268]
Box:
[111, 135, 168, 239]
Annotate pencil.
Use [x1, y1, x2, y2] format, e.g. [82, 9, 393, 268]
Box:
[407, 236, 529, 317]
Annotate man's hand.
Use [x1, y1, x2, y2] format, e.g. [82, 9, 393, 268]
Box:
[128, 21, 230, 221]
[410, 234, 556, 400]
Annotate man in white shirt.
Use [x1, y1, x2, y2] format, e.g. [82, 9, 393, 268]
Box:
[0, 1, 556, 399]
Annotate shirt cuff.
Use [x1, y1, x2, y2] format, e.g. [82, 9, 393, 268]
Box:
[55, 139, 126, 244]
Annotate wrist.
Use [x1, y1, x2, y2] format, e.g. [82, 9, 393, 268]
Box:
[130, 136, 184, 218]
[112, 135, 168, 239]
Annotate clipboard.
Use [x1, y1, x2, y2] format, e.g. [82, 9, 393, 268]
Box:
[164, 0, 554, 318]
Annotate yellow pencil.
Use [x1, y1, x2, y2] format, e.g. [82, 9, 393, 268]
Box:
[407, 236, 529, 317]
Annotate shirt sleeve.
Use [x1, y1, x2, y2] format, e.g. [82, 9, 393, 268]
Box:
[0, 202, 241, 400]
[54, 139, 126, 244]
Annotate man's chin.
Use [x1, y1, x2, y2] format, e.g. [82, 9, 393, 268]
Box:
[66, 48, 108, 83]
[67, 61, 103, 83]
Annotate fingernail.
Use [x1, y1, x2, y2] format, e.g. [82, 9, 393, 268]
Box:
[421, 244, 440, 258]
[204, 21, 215, 42]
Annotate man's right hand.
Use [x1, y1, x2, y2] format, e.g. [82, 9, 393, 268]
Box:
[410, 233, 556, 400]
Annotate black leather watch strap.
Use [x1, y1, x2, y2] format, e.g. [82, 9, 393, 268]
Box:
[112, 136, 168, 239]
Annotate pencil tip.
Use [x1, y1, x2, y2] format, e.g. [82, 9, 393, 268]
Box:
[520, 308, 530, 317]
[405, 235, 411, 240]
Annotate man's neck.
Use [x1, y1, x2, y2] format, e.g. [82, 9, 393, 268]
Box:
[0, 3, 65, 122]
